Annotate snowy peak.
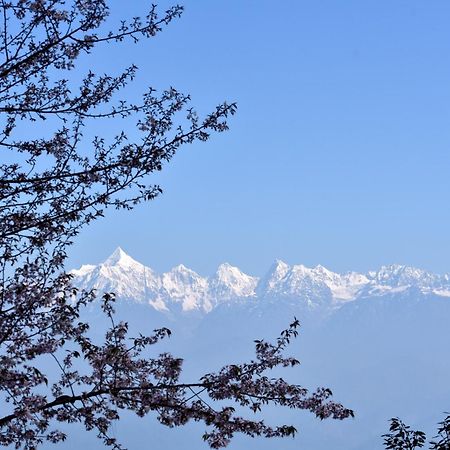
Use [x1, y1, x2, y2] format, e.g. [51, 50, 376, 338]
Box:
[273, 264, 333, 306]
[159, 265, 208, 312]
[170, 263, 191, 273]
[256, 262, 367, 304]
[71, 264, 96, 278]
[215, 262, 241, 278]
[103, 247, 141, 268]
[209, 263, 258, 301]
[307, 265, 369, 301]
[369, 264, 438, 288]
[270, 259, 290, 278]
[257, 259, 290, 295]
[163, 264, 207, 296]
[71, 250, 450, 316]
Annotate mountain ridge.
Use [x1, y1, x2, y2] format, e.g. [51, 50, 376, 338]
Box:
[68, 248, 450, 450]
[71, 247, 450, 314]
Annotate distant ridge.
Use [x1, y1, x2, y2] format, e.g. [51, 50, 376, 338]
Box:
[71, 247, 450, 314]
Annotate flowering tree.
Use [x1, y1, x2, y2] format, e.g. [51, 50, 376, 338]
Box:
[0, 1, 353, 448]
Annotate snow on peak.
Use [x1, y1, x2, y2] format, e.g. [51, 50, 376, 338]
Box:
[215, 262, 253, 283]
[216, 262, 234, 274]
[160, 266, 208, 312]
[273, 259, 290, 272]
[280, 264, 333, 305]
[72, 247, 159, 305]
[103, 246, 126, 263]
[369, 264, 438, 288]
[209, 263, 258, 302]
[103, 247, 142, 266]
[70, 264, 96, 277]
[257, 261, 370, 304]
[257, 259, 290, 295]
[70, 251, 450, 315]
[165, 264, 203, 281]
[170, 263, 193, 274]
[103, 247, 141, 268]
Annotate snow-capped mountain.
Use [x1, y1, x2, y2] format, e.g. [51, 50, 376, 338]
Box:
[71, 247, 259, 313]
[71, 247, 156, 303]
[257, 261, 369, 306]
[71, 247, 450, 314]
[68, 248, 450, 450]
[209, 263, 258, 304]
[158, 264, 209, 312]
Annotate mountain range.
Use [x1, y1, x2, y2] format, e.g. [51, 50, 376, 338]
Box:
[71, 246, 450, 314]
[66, 248, 450, 450]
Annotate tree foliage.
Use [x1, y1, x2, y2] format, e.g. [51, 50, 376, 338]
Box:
[383, 416, 450, 450]
[0, 1, 353, 448]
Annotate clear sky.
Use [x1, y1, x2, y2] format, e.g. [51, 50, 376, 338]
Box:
[69, 0, 450, 277]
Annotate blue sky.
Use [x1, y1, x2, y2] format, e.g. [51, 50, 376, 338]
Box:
[69, 0, 450, 276]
